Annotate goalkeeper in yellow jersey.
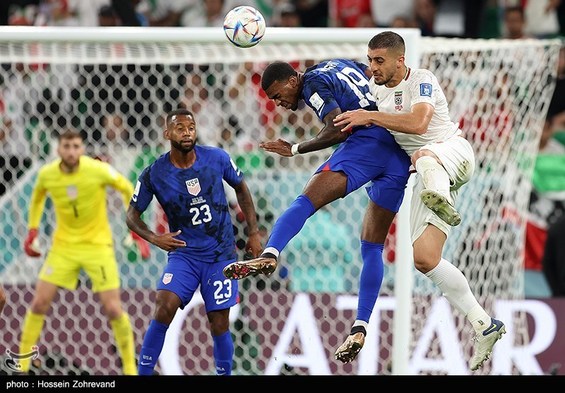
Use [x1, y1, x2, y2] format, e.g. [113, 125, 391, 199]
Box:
[0, 286, 5, 314]
[19, 129, 149, 375]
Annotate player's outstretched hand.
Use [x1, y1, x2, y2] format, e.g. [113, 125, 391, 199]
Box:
[334, 109, 371, 132]
[259, 138, 293, 157]
[23, 228, 41, 258]
[152, 230, 187, 252]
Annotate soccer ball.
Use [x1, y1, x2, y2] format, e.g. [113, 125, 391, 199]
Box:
[223, 6, 266, 48]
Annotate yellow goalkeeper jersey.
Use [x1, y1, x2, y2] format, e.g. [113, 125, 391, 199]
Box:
[28, 156, 134, 247]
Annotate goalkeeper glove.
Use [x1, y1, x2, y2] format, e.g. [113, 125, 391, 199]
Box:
[24, 229, 41, 258]
[124, 231, 151, 260]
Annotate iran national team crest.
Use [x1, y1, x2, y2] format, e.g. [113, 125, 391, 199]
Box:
[394, 91, 403, 111]
[162, 273, 173, 285]
[186, 178, 201, 196]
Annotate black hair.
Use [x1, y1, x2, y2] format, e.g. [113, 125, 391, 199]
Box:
[166, 108, 194, 126]
[261, 61, 297, 91]
[368, 31, 405, 54]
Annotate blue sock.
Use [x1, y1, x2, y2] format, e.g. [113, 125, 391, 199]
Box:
[356, 241, 385, 323]
[213, 330, 234, 376]
[138, 320, 169, 375]
[265, 195, 316, 253]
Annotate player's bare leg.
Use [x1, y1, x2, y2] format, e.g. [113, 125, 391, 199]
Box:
[415, 226, 505, 371]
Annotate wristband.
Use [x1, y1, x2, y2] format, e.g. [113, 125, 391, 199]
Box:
[291, 144, 300, 156]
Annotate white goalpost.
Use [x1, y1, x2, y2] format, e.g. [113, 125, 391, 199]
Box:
[0, 26, 559, 375]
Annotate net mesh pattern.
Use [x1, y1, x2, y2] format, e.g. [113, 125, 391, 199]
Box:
[0, 33, 559, 375]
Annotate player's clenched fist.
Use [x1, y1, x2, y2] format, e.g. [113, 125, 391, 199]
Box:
[24, 228, 41, 257]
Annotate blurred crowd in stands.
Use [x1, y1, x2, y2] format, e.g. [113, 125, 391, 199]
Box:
[0, 0, 563, 39]
[1, 0, 565, 299]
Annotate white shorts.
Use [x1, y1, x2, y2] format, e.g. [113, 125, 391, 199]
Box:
[410, 135, 475, 242]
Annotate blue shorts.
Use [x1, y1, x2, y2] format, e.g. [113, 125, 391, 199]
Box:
[315, 127, 410, 213]
[157, 253, 238, 313]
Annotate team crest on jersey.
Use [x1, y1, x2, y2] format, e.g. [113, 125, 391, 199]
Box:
[162, 273, 173, 285]
[186, 178, 201, 196]
[66, 185, 78, 200]
[394, 91, 403, 111]
[420, 83, 432, 97]
[309, 92, 325, 114]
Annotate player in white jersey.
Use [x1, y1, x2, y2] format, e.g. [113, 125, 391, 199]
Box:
[334, 31, 505, 371]
[369, 63, 470, 228]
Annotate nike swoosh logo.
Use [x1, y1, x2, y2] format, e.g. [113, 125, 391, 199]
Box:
[482, 322, 500, 336]
[216, 298, 230, 305]
[140, 361, 152, 366]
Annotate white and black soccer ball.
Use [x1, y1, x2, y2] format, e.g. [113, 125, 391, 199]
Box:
[223, 6, 266, 48]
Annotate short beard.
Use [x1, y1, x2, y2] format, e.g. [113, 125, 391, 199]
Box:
[375, 75, 392, 86]
[171, 140, 194, 153]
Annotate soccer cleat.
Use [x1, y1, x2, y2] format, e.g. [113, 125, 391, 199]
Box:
[334, 332, 365, 364]
[420, 189, 461, 226]
[470, 318, 506, 371]
[223, 257, 277, 280]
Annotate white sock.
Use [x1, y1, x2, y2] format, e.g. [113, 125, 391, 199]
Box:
[352, 320, 368, 331]
[415, 156, 451, 198]
[466, 304, 492, 332]
[425, 259, 491, 332]
[262, 247, 280, 259]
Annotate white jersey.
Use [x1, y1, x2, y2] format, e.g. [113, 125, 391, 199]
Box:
[369, 68, 460, 156]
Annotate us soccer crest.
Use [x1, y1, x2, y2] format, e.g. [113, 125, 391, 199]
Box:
[186, 178, 201, 196]
[162, 273, 173, 285]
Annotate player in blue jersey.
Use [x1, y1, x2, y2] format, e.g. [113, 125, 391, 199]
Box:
[222, 59, 411, 363]
[127, 108, 262, 376]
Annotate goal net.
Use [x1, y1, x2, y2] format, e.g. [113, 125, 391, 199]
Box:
[0, 26, 559, 375]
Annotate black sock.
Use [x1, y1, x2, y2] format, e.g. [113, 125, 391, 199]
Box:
[350, 325, 366, 336]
